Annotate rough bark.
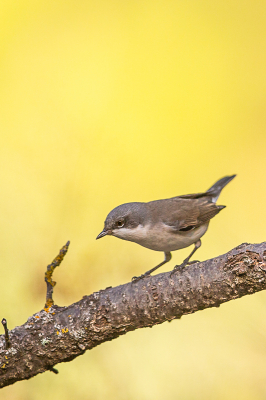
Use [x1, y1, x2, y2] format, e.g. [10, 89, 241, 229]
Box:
[1, 241, 266, 388]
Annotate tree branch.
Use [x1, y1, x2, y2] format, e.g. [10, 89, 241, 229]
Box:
[1, 241, 266, 388]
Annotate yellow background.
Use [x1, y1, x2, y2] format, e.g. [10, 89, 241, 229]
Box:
[1, 1, 266, 399]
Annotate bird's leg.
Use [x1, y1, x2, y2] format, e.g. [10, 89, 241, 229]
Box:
[132, 252, 172, 282]
[171, 239, 201, 276]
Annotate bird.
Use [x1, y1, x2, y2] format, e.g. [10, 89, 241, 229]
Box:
[96, 175, 236, 281]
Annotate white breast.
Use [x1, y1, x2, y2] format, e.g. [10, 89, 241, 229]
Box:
[112, 222, 209, 252]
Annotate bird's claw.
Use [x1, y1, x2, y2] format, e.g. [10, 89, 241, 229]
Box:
[132, 274, 149, 283]
[170, 264, 185, 277]
[187, 260, 200, 265]
[170, 260, 200, 277]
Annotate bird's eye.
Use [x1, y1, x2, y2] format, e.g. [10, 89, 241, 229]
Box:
[116, 220, 124, 228]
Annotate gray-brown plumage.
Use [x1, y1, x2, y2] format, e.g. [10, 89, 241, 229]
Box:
[97, 175, 236, 280]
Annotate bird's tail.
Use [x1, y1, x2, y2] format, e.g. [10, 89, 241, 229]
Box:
[206, 175, 236, 202]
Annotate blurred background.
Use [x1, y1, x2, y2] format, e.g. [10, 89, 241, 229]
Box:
[1, 0, 266, 399]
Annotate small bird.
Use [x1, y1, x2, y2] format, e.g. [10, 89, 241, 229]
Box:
[96, 175, 236, 281]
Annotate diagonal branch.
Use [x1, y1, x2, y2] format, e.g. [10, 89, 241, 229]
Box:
[1, 241, 266, 388]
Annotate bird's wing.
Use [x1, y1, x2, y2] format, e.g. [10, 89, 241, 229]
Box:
[161, 198, 225, 232]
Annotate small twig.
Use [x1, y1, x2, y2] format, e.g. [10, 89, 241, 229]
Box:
[48, 367, 59, 374]
[44, 241, 70, 310]
[1, 319, 11, 349]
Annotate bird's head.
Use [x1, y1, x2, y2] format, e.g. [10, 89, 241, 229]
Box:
[96, 202, 146, 240]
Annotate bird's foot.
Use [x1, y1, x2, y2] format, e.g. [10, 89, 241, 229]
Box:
[187, 260, 200, 265]
[131, 273, 150, 283]
[170, 260, 200, 277]
[170, 263, 186, 277]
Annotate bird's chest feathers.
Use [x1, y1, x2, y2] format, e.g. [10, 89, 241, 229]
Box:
[113, 225, 151, 243]
[113, 222, 209, 251]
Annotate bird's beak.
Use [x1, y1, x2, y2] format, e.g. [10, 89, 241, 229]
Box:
[96, 230, 111, 240]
